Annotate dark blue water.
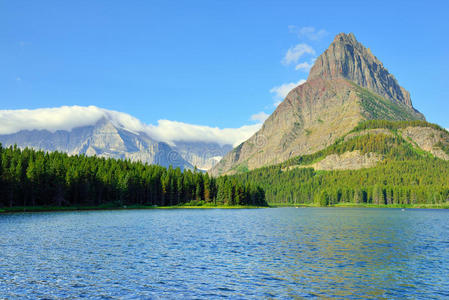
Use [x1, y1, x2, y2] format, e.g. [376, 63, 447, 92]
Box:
[1, 208, 449, 299]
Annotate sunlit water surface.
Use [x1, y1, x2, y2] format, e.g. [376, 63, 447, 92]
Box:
[1, 207, 449, 298]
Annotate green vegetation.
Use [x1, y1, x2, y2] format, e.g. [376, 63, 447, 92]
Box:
[354, 83, 424, 121]
[281, 121, 436, 168]
[435, 141, 449, 156]
[0, 144, 267, 210]
[232, 163, 249, 173]
[234, 158, 449, 207]
[231, 120, 449, 207]
[350, 119, 445, 133]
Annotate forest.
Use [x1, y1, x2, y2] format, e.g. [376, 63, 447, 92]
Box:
[233, 120, 449, 206]
[234, 159, 449, 206]
[0, 144, 267, 209]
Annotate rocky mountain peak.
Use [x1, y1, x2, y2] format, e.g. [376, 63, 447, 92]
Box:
[210, 33, 426, 176]
[308, 32, 413, 108]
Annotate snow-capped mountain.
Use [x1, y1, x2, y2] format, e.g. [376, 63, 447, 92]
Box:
[0, 106, 240, 170]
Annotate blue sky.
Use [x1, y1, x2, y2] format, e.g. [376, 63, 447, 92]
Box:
[1, 0, 448, 129]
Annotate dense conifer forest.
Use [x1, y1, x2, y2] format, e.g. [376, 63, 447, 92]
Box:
[234, 159, 449, 206]
[0, 144, 266, 208]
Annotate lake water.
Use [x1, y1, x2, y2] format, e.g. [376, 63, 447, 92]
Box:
[1, 207, 449, 299]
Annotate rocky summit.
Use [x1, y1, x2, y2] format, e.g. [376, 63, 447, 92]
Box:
[211, 33, 425, 176]
[308, 33, 414, 108]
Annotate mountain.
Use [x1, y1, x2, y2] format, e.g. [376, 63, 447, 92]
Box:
[308, 33, 414, 108]
[211, 33, 425, 176]
[173, 141, 233, 171]
[0, 115, 232, 171]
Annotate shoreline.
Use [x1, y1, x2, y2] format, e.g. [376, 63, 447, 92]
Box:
[0, 204, 268, 214]
[2, 202, 449, 214]
[269, 202, 449, 209]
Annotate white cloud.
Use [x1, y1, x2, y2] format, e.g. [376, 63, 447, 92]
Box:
[270, 79, 306, 106]
[250, 112, 269, 123]
[147, 120, 261, 147]
[288, 26, 328, 40]
[0, 106, 261, 147]
[281, 44, 315, 66]
[0, 106, 106, 134]
[295, 62, 313, 71]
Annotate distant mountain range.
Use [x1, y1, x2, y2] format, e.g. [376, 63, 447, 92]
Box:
[0, 113, 232, 171]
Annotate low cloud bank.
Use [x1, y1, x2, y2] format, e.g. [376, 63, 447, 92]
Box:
[0, 106, 261, 147]
[250, 112, 269, 123]
[147, 120, 261, 147]
[0, 106, 106, 134]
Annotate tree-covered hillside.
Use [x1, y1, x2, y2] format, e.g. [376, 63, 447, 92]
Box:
[232, 120, 449, 206]
[0, 144, 266, 209]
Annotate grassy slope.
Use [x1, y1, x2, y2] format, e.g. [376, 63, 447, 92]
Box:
[353, 82, 425, 121]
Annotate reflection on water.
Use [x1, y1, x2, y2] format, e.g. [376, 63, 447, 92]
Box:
[1, 208, 448, 298]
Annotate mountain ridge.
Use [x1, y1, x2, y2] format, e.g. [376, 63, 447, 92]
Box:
[0, 116, 232, 171]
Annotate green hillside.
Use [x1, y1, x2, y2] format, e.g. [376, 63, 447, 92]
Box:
[231, 120, 449, 207]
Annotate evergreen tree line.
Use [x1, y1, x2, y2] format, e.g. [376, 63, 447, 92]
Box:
[233, 159, 449, 206]
[350, 119, 446, 133]
[0, 145, 267, 208]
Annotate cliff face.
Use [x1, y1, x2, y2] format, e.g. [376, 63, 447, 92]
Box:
[308, 33, 414, 108]
[211, 33, 425, 176]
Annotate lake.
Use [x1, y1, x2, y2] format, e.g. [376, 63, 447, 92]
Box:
[1, 207, 448, 298]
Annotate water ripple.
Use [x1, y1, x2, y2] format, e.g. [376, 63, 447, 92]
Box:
[1, 208, 449, 298]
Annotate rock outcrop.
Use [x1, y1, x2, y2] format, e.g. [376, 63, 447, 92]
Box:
[399, 126, 449, 160]
[288, 150, 382, 171]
